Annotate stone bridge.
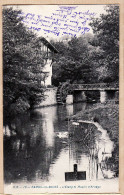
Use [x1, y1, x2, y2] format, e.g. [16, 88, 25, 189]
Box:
[56, 82, 119, 104]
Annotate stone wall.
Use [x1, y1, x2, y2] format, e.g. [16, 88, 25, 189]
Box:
[36, 87, 57, 107]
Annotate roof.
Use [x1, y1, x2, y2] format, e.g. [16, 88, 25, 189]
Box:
[40, 37, 58, 53]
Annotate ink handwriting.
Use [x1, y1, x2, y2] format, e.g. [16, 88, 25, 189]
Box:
[18, 6, 96, 37]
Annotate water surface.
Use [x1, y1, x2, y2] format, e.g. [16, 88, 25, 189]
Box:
[4, 102, 118, 192]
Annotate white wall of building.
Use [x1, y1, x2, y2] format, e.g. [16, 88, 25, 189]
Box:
[42, 59, 52, 86]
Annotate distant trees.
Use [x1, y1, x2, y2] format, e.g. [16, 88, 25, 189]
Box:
[3, 8, 45, 117]
[89, 5, 119, 83]
[52, 34, 93, 86]
[52, 5, 119, 86]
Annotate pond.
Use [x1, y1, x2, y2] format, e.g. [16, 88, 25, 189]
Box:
[3, 102, 118, 193]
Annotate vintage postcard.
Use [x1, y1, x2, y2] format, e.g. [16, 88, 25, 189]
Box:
[0, 0, 124, 194]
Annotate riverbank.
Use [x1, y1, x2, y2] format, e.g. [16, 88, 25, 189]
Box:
[71, 102, 119, 176]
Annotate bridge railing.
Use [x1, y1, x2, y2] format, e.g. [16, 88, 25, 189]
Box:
[71, 83, 119, 90]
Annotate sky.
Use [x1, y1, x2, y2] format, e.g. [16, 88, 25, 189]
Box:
[4, 5, 107, 41]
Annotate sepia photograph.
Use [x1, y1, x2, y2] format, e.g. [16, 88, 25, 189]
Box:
[2, 4, 119, 193]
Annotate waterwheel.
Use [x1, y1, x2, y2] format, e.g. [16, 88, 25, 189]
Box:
[56, 82, 73, 104]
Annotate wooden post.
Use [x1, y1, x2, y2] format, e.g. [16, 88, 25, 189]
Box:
[74, 164, 78, 180]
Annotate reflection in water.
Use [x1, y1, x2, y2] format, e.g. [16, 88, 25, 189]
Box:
[4, 103, 116, 185]
[37, 106, 57, 148]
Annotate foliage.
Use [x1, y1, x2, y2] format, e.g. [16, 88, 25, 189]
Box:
[3, 8, 45, 117]
[51, 34, 93, 86]
[52, 5, 119, 86]
[89, 5, 119, 82]
[3, 6, 119, 118]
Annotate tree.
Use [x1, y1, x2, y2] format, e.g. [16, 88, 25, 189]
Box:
[89, 5, 119, 83]
[3, 8, 46, 117]
[51, 35, 93, 86]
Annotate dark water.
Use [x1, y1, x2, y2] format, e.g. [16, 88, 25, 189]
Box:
[4, 103, 116, 185]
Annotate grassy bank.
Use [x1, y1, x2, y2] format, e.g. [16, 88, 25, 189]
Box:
[71, 102, 119, 176]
